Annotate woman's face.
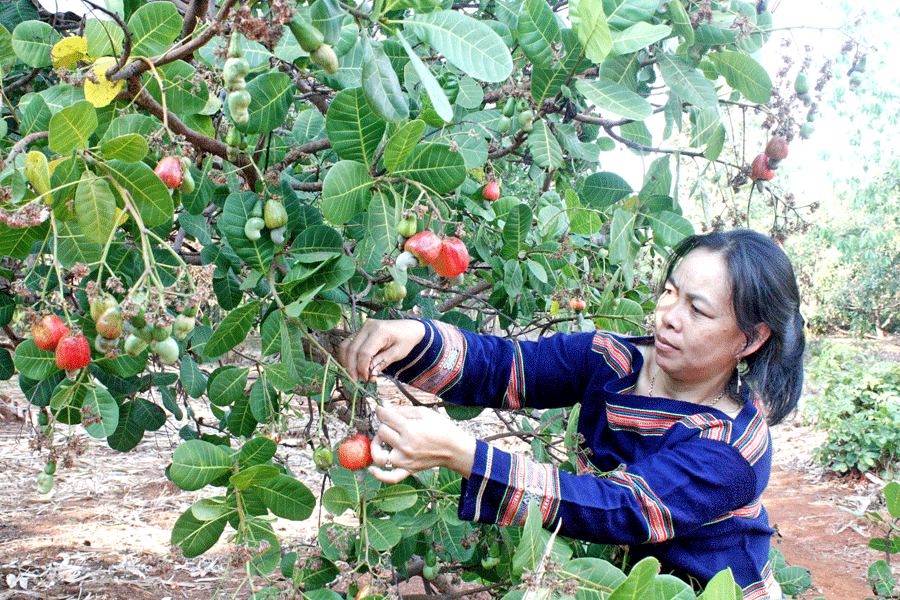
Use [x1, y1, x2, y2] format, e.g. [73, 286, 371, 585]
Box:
[653, 248, 750, 384]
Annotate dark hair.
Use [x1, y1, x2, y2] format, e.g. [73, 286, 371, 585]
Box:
[660, 229, 805, 425]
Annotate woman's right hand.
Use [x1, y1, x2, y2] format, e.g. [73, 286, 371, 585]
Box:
[337, 319, 426, 382]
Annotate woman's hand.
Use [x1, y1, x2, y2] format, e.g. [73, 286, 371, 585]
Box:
[368, 404, 477, 484]
[337, 319, 426, 382]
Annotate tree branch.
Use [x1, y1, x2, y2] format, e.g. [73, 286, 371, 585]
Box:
[132, 86, 260, 189]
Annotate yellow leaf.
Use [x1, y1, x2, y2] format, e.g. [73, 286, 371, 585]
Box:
[84, 56, 124, 108]
[24, 151, 52, 202]
[52, 37, 89, 69]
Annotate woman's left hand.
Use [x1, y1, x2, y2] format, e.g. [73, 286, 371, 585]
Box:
[368, 404, 477, 484]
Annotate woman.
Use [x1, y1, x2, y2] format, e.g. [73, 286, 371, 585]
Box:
[338, 229, 805, 600]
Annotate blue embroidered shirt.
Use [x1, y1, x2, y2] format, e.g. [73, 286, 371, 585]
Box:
[383, 319, 780, 600]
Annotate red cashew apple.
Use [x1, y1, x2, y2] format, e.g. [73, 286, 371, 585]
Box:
[55, 334, 91, 370]
[432, 237, 470, 278]
[397, 230, 443, 269]
[154, 156, 184, 189]
[482, 181, 500, 201]
[32, 315, 70, 351]
[338, 434, 373, 470]
[569, 297, 587, 312]
[750, 153, 775, 181]
[764, 135, 789, 162]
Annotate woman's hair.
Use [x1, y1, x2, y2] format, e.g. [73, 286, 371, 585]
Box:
[660, 229, 805, 425]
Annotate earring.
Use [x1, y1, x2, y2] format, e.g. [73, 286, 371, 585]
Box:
[736, 359, 749, 390]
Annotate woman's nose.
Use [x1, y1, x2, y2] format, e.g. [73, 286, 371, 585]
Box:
[658, 302, 683, 330]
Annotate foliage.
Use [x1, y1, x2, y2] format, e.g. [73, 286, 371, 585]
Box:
[802, 340, 900, 476]
[767, 548, 816, 599]
[842, 481, 900, 599]
[0, 0, 830, 596]
[784, 6, 900, 336]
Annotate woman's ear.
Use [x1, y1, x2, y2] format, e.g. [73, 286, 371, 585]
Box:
[742, 323, 772, 358]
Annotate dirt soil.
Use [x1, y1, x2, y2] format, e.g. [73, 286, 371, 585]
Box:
[0, 375, 892, 600]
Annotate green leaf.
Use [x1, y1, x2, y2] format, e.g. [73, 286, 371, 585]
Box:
[13, 339, 59, 380]
[82, 384, 119, 439]
[645, 211, 693, 248]
[0, 222, 48, 259]
[610, 22, 671, 55]
[239, 436, 278, 468]
[512, 500, 544, 576]
[405, 11, 513, 83]
[697, 567, 740, 599]
[658, 53, 718, 109]
[128, 1, 181, 57]
[369, 484, 419, 513]
[393, 143, 466, 194]
[170, 439, 234, 491]
[48, 100, 97, 155]
[609, 207, 638, 282]
[104, 160, 174, 227]
[666, 0, 694, 45]
[384, 120, 426, 172]
[322, 486, 353, 515]
[603, 0, 658, 31]
[54, 219, 102, 268]
[300, 300, 342, 330]
[575, 78, 653, 121]
[516, 0, 560, 69]
[100, 133, 149, 162]
[107, 400, 146, 451]
[395, 30, 452, 122]
[11, 20, 59, 67]
[74, 174, 117, 245]
[365, 517, 402, 551]
[886, 481, 900, 519]
[361, 36, 408, 123]
[527, 120, 563, 170]
[292, 225, 344, 263]
[171, 505, 229, 558]
[85, 18, 124, 58]
[146, 61, 210, 118]
[571, 0, 612, 63]
[249, 376, 277, 423]
[255, 474, 316, 521]
[321, 160, 375, 225]
[236, 72, 293, 135]
[230, 464, 280, 490]
[179, 354, 206, 398]
[208, 366, 249, 407]
[21, 94, 51, 135]
[502, 203, 532, 250]
[325, 87, 386, 166]
[204, 301, 260, 358]
[707, 51, 772, 104]
[559, 558, 626, 600]
[219, 192, 276, 273]
[607, 556, 659, 600]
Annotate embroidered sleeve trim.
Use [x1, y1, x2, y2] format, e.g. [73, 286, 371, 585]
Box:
[742, 561, 780, 600]
[496, 453, 562, 527]
[502, 340, 525, 409]
[407, 321, 466, 396]
[732, 411, 770, 466]
[605, 471, 675, 543]
[590, 332, 633, 378]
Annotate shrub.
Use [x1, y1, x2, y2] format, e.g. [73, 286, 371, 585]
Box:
[802, 340, 900, 476]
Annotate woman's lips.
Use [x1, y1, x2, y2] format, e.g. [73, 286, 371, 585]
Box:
[655, 335, 678, 354]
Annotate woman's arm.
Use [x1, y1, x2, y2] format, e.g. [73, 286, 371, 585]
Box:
[340, 318, 609, 411]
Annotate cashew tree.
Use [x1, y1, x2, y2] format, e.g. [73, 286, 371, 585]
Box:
[0, 0, 812, 597]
